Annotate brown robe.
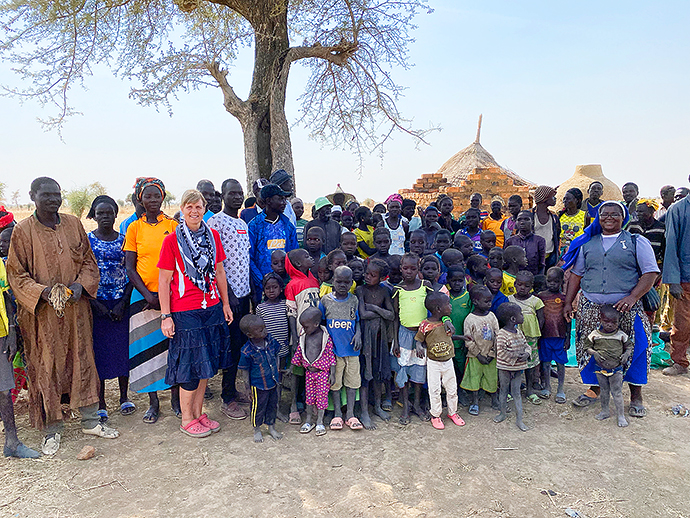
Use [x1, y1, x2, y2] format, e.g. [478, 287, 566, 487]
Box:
[7, 213, 100, 429]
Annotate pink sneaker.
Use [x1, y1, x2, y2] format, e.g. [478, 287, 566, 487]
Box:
[448, 413, 465, 427]
[199, 413, 221, 433]
[180, 418, 212, 438]
[431, 417, 445, 430]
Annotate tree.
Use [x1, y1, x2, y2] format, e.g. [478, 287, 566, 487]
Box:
[0, 182, 5, 202]
[10, 190, 20, 208]
[64, 182, 107, 219]
[163, 190, 177, 208]
[0, 0, 434, 188]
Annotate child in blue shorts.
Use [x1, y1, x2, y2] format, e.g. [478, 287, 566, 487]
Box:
[537, 267, 569, 404]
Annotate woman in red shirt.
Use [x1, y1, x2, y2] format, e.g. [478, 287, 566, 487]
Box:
[158, 190, 234, 438]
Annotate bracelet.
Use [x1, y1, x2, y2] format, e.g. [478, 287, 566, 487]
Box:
[441, 316, 452, 323]
[160, 313, 172, 320]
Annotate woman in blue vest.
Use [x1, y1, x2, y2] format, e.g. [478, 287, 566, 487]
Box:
[562, 201, 658, 417]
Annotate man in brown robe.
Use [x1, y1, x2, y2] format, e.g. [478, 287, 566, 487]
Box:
[7, 177, 119, 455]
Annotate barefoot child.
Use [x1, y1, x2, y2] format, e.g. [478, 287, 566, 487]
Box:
[256, 272, 291, 421]
[584, 305, 632, 428]
[392, 253, 432, 425]
[291, 308, 336, 436]
[357, 258, 395, 428]
[494, 302, 531, 432]
[416, 291, 466, 429]
[320, 266, 364, 430]
[285, 249, 320, 425]
[508, 271, 545, 406]
[446, 265, 473, 406]
[238, 315, 284, 443]
[537, 267, 568, 403]
[460, 286, 499, 416]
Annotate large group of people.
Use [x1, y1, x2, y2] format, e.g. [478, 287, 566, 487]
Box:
[1, 171, 689, 456]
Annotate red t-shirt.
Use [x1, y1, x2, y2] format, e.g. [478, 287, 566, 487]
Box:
[157, 229, 226, 312]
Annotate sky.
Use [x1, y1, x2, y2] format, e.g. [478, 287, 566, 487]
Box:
[1, 1, 689, 205]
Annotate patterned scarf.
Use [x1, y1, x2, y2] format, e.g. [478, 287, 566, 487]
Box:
[175, 221, 216, 294]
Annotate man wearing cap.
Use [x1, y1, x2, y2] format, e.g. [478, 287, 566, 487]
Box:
[662, 174, 690, 376]
[531, 185, 561, 269]
[248, 183, 298, 296]
[305, 197, 342, 254]
[241, 178, 269, 224]
[269, 169, 297, 226]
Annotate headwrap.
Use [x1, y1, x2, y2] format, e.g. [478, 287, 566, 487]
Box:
[490, 195, 505, 206]
[135, 177, 166, 203]
[341, 210, 353, 218]
[0, 206, 15, 230]
[561, 200, 629, 270]
[86, 195, 119, 219]
[533, 185, 557, 204]
[385, 193, 403, 206]
[637, 198, 659, 212]
[331, 205, 343, 214]
[175, 220, 217, 295]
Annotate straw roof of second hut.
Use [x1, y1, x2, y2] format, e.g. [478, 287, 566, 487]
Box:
[437, 115, 533, 187]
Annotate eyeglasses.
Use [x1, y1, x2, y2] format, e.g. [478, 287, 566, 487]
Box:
[599, 212, 623, 220]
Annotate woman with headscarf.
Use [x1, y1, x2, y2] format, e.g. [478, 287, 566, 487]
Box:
[158, 190, 233, 437]
[383, 194, 409, 256]
[87, 195, 135, 421]
[558, 188, 590, 257]
[531, 186, 561, 269]
[123, 178, 181, 424]
[562, 201, 658, 417]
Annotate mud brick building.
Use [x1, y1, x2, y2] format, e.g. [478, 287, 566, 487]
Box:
[399, 116, 535, 217]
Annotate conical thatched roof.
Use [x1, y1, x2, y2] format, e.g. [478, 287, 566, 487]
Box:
[436, 115, 533, 187]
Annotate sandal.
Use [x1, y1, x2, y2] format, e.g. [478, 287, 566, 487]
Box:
[83, 423, 120, 439]
[572, 389, 598, 407]
[199, 414, 221, 433]
[527, 394, 542, 405]
[315, 424, 327, 436]
[629, 403, 647, 418]
[538, 390, 551, 400]
[180, 418, 212, 438]
[381, 399, 393, 412]
[120, 401, 136, 416]
[41, 432, 61, 455]
[468, 404, 479, 416]
[399, 415, 411, 425]
[299, 422, 315, 434]
[329, 417, 344, 430]
[288, 412, 302, 425]
[555, 392, 566, 404]
[143, 407, 159, 424]
[345, 417, 364, 430]
[96, 409, 108, 423]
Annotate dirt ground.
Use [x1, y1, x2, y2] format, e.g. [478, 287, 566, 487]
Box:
[2, 368, 689, 518]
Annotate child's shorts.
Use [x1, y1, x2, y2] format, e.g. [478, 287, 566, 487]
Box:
[460, 357, 498, 393]
[391, 360, 427, 388]
[331, 356, 361, 391]
[538, 337, 568, 365]
[526, 337, 540, 369]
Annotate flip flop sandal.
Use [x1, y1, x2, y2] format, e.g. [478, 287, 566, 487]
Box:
[172, 407, 182, 419]
[345, 417, 364, 430]
[143, 407, 159, 424]
[507, 394, 514, 402]
[381, 400, 393, 412]
[315, 424, 327, 436]
[96, 409, 108, 423]
[329, 417, 344, 430]
[120, 401, 136, 416]
[629, 404, 647, 418]
[538, 390, 551, 400]
[572, 390, 598, 407]
[288, 412, 302, 425]
[527, 394, 542, 405]
[468, 404, 479, 416]
[299, 422, 315, 434]
[399, 415, 411, 425]
[555, 393, 566, 404]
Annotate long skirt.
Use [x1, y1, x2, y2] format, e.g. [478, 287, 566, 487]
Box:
[129, 290, 170, 393]
[92, 298, 129, 380]
[165, 304, 229, 386]
[575, 296, 652, 386]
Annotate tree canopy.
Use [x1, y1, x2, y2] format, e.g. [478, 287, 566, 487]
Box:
[1, 0, 435, 188]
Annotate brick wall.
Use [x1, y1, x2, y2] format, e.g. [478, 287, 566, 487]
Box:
[400, 167, 534, 217]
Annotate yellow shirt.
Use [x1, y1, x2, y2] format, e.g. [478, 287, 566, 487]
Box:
[123, 213, 178, 293]
[0, 260, 9, 337]
[354, 227, 375, 259]
[500, 271, 516, 297]
[482, 215, 507, 248]
[319, 281, 357, 298]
